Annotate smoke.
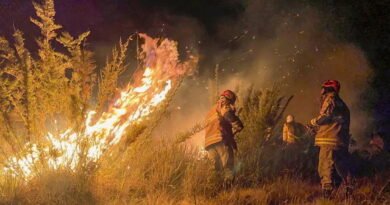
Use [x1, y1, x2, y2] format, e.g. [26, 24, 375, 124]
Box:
[236, 6, 373, 141]
[0, 0, 373, 144]
[155, 1, 373, 144]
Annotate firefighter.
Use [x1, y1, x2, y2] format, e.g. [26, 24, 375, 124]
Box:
[204, 90, 244, 182]
[309, 80, 353, 198]
[283, 114, 305, 144]
[282, 114, 308, 172]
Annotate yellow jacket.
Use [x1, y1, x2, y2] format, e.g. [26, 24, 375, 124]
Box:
[311, 92, 350, 147]
[204, 101, 243, 149]
[283, 122, 305, 144]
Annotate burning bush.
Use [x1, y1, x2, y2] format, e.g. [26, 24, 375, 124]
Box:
[0, 1, 388, 205]
[0, 0, 198, 199]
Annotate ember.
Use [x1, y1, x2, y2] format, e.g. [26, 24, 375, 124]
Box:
[2, 34, 197, 180]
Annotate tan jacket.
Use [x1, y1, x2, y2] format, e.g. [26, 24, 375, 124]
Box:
[311, 92, 350, 147]
[283, 122, 305, 144]
[204, 101, 243, 149]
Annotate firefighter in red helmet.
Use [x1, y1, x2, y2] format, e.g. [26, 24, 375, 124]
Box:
[204, 90, 244, 182]
[309, 80, 353, 198]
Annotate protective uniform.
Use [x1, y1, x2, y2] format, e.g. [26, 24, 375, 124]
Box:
[283, 121, 306, 144]
[310, 80, 352, 197]
[204, 90, 243, 180]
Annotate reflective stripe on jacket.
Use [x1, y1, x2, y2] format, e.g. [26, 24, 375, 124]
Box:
[311, 92, 350, 147]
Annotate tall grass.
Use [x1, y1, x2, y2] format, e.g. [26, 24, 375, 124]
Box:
[1, 74, 386, 204]
[0, 102, 388, 205]
[0, 1, 388, 205]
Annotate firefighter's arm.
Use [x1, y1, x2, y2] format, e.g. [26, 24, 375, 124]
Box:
[223, 107, 244, 133]
[310, 95, 335, 126]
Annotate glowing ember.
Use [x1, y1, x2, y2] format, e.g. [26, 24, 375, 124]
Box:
[2, 34, 197, 180]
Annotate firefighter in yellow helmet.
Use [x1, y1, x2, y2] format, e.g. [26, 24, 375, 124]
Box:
[282, 114, 307, 171]
[283, 114, 306, 145]
[204, 90, 244, 181]
[309, 80, 353, 198]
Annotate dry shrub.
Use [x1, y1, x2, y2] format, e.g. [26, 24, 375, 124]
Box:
[261, 177, 316, 204]
[203, 177, 315, 205]
[234, 85, 314, 184]
[12, 170, 94, 205]
[349, 172, 390, 204]
[0, 1, 388, 205]
[182, 152, 223, 199]
[0, 0, 97, 142]
[182, 156, 221, 198]
[93, 139, 220, 203]
[141, 191, 178, 205]
[0, 174, 24, 204]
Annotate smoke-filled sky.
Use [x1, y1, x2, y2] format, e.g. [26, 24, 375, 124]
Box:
[0, 0, 389, 141]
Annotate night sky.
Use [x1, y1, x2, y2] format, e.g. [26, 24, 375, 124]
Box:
[0, 0, 389, 135]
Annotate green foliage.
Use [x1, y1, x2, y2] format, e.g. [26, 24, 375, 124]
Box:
[0, 0, 130, 184]
[0, 1, 387, 205]
[234, 85, 294, 183]
[97, 38, 130, 113]
[30, 0, 62, 44]
[57, 31, 96, 128]
[0, 30, 37, 142]
[0, 0, 111, 141]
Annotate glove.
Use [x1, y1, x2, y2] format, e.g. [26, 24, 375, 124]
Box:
[305, 124, 317, 135]
[310, 118, 318, 127]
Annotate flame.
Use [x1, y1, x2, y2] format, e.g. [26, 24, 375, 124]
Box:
[2, 34, 197, 180]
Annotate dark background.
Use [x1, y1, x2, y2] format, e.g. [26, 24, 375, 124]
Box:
[0, 0, 389, 136]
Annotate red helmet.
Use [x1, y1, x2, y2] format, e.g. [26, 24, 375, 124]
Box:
[220, 90, 237, 103]
[322, 80, 340, 93]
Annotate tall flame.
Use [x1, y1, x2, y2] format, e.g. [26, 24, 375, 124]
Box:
[2, 34, 197, 180]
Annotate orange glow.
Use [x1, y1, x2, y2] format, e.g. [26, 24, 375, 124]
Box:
[2, 34, 197, 180]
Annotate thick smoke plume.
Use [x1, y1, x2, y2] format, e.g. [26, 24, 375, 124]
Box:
[0, 1, 373, 144]
[156, 2, 373, 145]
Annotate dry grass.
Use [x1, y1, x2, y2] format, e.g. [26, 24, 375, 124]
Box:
[91, 138, 219, 204]
[0, 1, 388, 205]
[1, 86, 388, 205]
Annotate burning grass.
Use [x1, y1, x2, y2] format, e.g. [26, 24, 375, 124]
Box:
[0, 0, 388, 204]
[0, 0, 197, 180]
[3, 140, 387, 205]
[1, 81, 388, 204]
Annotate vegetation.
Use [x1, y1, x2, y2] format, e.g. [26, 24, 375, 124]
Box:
[0, 0, 388, 204]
